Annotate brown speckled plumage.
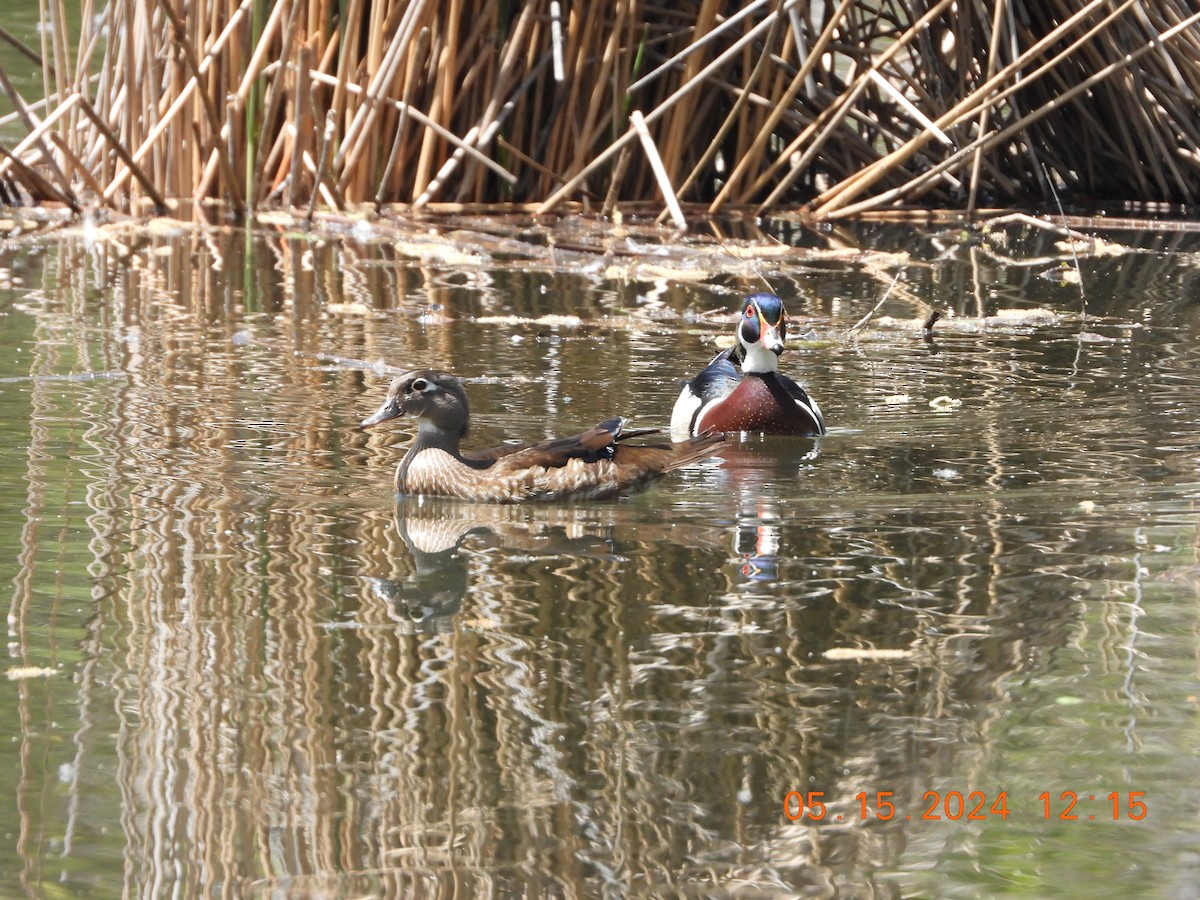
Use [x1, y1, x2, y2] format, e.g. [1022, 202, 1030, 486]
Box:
[361, 369, 724, 502]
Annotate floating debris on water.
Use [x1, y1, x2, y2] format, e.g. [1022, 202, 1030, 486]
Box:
[6, 666, 58, 680]
[929, 396, 962, 411]
[824, 648, 914, 661]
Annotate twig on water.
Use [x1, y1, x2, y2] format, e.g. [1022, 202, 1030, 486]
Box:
[847, 271, 904, 339]
[1042, 162, 1086, 306]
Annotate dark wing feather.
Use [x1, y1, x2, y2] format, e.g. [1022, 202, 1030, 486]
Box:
[772, 372, 817, 408]
[611, 431, 725, 477]
[687, 346, 742, 406]
[614, 426, 664, 443]
[768, 372, 826, 434]
[486, 418, 626, 474]
[462, 418, 625, 465]
[462, 441, 537, 464]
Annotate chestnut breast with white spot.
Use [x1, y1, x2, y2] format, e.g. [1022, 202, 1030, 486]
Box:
[695, 374, 822, 435]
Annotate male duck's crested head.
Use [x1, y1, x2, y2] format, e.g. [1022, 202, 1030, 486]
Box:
[361, 369, 471, 441]
[736, 292, 787, 372]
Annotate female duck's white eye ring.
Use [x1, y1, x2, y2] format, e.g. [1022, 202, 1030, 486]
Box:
[411, 378, 428, 392]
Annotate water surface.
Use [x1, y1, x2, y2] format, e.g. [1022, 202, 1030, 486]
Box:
[2, 217, 1198, 897]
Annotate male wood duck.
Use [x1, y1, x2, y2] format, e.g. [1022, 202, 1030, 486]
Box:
[670, 292, 826, 437]
[361, 369, 725, 502]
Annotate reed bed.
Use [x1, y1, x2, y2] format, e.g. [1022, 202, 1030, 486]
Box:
[0, 1, 1199, 223]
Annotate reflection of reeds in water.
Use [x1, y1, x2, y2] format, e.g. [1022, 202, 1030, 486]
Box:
[3, 4, 1200, 217]
[7, 226, 1197, 894]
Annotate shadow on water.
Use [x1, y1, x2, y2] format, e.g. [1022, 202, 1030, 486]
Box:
[1, 220, 1199, 896]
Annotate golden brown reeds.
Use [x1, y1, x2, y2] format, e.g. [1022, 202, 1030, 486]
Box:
[0, 1, 1199, 221]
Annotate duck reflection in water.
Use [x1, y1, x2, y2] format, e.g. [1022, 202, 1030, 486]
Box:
[711, 436, 824, 587]
[364, 502, 477, 634]
[366, 498, 633, 632]
[363, 443, 819, 629]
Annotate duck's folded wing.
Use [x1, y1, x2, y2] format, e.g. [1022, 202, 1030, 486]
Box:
[687, 348, 741, 403]
[462, 441, 537, 464]
[465, 417, 700, 476]
[482, 418, 627, 472]
[774, 373, 826, 433]
[612, 430, 724, 474]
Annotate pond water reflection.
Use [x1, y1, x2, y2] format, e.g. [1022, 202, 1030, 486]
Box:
[1, 217, 1198, 896]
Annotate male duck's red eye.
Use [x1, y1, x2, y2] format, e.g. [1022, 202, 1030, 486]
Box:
[744, 306, 755, 317]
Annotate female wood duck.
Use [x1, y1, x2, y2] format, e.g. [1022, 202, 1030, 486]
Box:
[670, 292, 826, 437]
[361, 369, 725, 502]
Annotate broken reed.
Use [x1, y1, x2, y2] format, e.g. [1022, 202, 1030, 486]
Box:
[1, 0, 1200, 222]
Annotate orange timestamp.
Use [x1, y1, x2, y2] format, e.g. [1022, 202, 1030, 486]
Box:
[783, 790, 1148, 822]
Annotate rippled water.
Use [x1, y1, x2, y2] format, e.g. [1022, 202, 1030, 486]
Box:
[1, 217, 1198, 896]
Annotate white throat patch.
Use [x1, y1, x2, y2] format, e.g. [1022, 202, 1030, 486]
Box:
[741, 342, 780, 374]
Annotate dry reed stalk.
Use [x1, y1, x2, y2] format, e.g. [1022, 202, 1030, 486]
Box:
[631, 109, 686, 230]
[289, 42, 313, 209]
[0, 63, 77, 207]
[538, 5, 787, 215]
[0, 142, 74, 207]
[104, 0, 239, 202]
[47, 131, 105, 198]
[307, 69, 516, 182]
[497, 135, 588, 196]
[825, 10, 1200, 219]
[305, 109, 335, 226]
[72, 0, 94, 102]
[0, 91, 66, 130]
[415, 40, 538, 208]
[0, 25, 48, 75]
[670, 10, 777, 215]
[374, 26, 426, 206]
[118, 0, 136, 187]
[655, 6, 779, 192]
[629, 0, 767, 95]
[966, 0, 1009, 215]
[329, 0, 365, 146]
[76, 95, 168, 213]
[335, 0, 428, 188]
[700, 0, 854, 211]
[249, 1, 302, 206]
[830, 15, 1200, 218]
[656, 0, 721, 187]
[0, 91, 80, 181]
[36, 0, 53, 118]
[808, 0, 1138, 214]
[157, 0, 244, 216]
[570, 4, 622, 185]
[451, 8, 537, 202]
[756, 0, 960, 212]
[3, 1, 1200, 219]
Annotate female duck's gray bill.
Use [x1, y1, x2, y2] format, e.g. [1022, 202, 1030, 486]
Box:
[361, 397, 402, 428]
